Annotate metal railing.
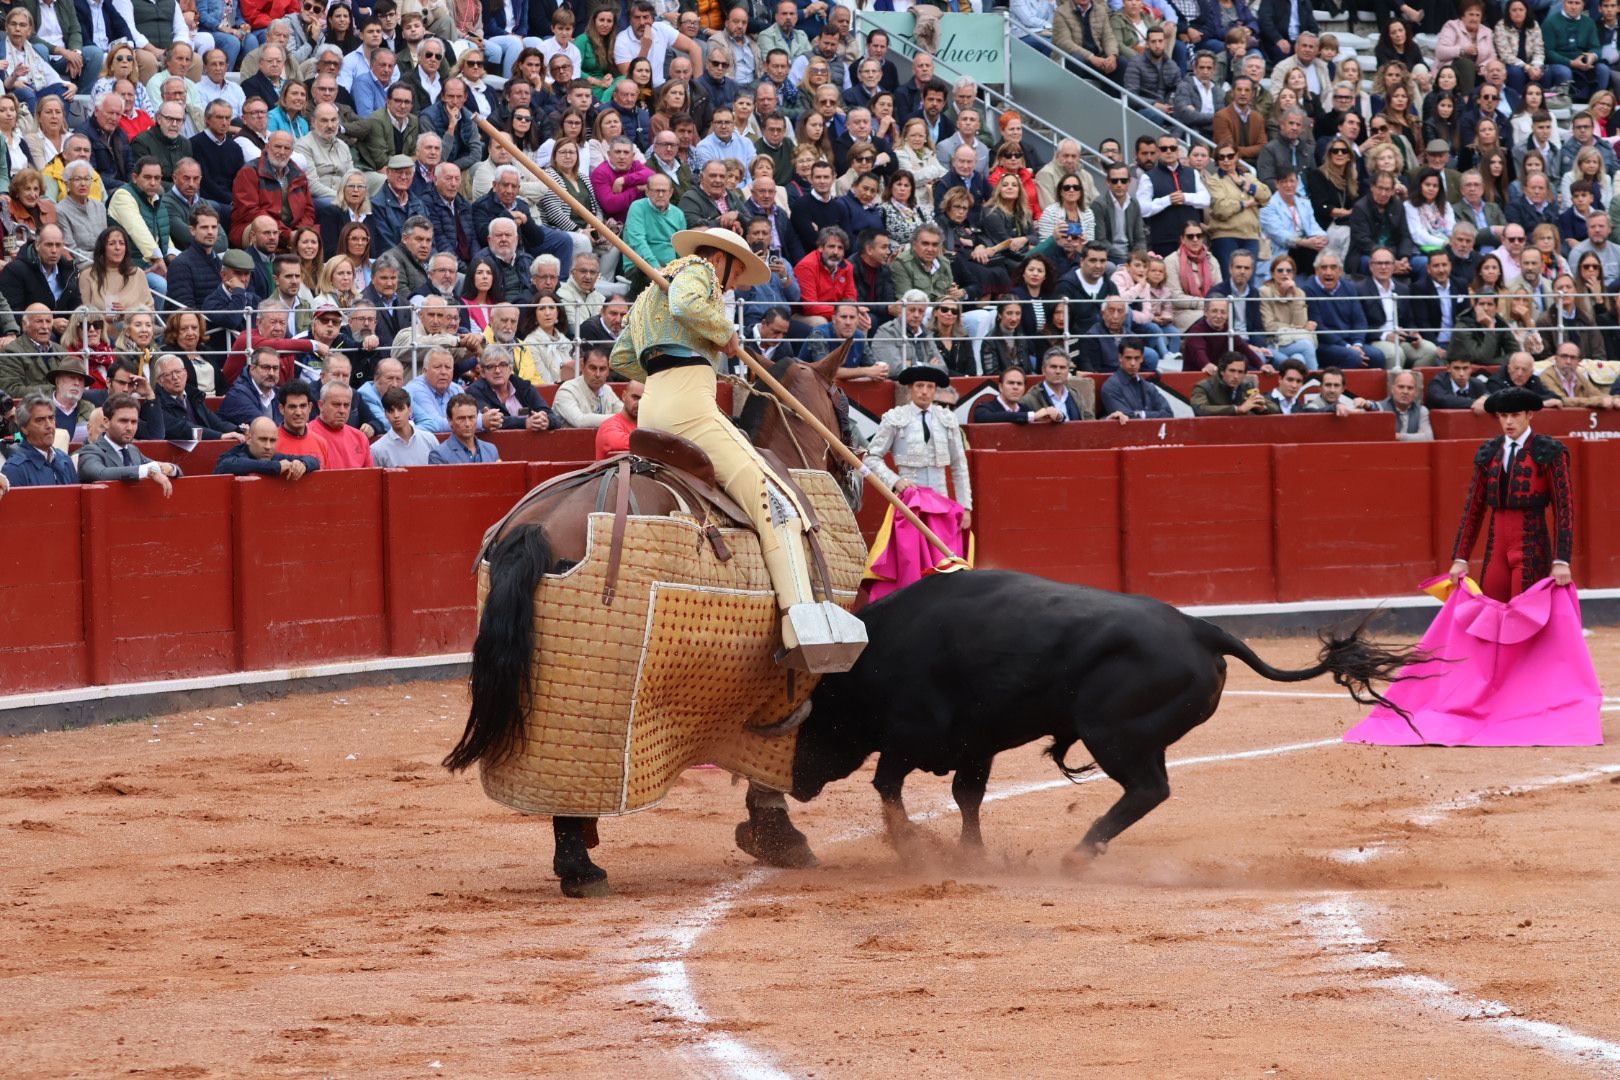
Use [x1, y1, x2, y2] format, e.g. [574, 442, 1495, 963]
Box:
[1031, 35, 1216, 151]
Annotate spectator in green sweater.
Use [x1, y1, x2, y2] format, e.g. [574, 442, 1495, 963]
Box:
[623, 173, 688, 270]
[1543, 0, 1605, 103]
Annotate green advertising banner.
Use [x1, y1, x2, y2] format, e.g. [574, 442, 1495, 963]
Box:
[856, 11, 1007, 86]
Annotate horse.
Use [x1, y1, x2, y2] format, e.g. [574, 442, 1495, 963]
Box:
[443, 343, 856, 898]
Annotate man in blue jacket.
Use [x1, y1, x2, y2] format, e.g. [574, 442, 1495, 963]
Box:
[1100, 338, 1175, 419]
[166, 205, 223, 312]
[1, 394, 79, 488]
[1303, 253, 1383, 368]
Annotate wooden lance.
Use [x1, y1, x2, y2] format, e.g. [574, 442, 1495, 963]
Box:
[474, 115, 970, 568]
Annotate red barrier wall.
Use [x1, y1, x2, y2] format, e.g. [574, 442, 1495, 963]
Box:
[0, 488, 87, 693]
[1121, 445, 1276, 604]
[82, 476, 238, 685]
[1430, 409, 1620, 441]
[1273, 443, 1435, 600]
[967, 412, 1395, 450]
[232, 471, 388, 670]
[11, 429, 1620, 697]
[380, 462, 530, 656]
[484, 428, 597, 461]
[1579, 440, 1620, 585]
[969, 450, 1122, 590]
[139, 439, 234, 475]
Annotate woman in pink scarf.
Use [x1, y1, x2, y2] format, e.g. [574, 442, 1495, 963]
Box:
[1166, 222, 1223, 332]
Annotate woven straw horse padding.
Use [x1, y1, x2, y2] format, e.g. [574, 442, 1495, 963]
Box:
[477, 470, 866, 817]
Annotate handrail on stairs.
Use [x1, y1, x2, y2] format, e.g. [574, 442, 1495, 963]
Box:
[1028, 32, 1217, 150]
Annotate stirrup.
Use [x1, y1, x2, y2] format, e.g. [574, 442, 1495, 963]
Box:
[777, 602, 868, 674]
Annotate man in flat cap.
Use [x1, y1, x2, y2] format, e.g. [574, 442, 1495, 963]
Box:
[1448, 386, 1574, 600]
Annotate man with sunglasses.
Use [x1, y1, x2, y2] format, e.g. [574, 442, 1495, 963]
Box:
[1091, 164, 1146, 263]
[401, 35, 448, 111]
[1138, 135, 1208, 256]
[700, 45, 741, 112]
[1460, 83, 1506, 145]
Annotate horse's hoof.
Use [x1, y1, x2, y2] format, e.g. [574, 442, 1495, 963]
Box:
[955, 842, 987, 868]
[735, 819, 820, 869]
[560, 872, 613, 899]
[1060, 843, 1105, 876]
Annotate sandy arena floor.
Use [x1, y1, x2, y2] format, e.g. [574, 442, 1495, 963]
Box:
[3, 633, 1618, 1079]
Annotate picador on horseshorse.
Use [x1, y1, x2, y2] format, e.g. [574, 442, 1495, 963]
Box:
[608, 226, 868, 674]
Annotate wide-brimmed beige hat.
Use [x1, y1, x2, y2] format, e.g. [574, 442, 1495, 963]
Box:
[671, 227, 772, 288]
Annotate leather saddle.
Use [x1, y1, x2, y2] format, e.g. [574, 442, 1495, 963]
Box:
[629, 429, 719, 489]
[626, 428, 824, 533]
[479, 430, 834, 607]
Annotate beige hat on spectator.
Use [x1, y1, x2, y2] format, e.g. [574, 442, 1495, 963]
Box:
[671, 228, 771, 287]
[386, 155, 414, 170]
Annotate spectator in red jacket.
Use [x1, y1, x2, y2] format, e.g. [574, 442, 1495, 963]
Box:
[221, 300, 324, 386]
[230, 131, 316, 248]
[589, 137, 654, 229]
[793, 225, 856, 328]
[1181, 298, 1265, 374]
[241, 0, 299, 32]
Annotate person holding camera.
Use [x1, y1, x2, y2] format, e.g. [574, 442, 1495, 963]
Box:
[1191, 351, 1282, 415]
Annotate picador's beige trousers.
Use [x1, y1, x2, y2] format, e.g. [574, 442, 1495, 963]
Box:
[639, 364, 818, 612]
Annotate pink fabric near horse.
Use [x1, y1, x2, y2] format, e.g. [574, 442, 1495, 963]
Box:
[1344, 577, 1604, 747]
[864, 486, 971, 603]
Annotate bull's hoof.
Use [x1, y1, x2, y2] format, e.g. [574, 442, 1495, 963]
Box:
[735, 815, 820, 869]
[559, 868, 613, 898]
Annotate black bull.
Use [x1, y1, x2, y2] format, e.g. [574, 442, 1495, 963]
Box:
[791, 570, 1418, 866]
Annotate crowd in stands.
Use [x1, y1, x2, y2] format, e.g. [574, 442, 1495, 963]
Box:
[4, 0, 1620, 495]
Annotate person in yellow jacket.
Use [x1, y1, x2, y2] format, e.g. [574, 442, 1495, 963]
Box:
[610, 227, 867, 674]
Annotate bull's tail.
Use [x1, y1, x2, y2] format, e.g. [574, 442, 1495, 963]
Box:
[443, 524, 554, 773]
[1193, 612, 1425, 722]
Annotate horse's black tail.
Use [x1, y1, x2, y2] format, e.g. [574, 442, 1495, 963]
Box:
[443, 524, 554, 773]
[1193, 611, 1427, 724]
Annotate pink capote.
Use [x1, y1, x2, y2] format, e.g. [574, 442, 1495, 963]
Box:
[1344, 576, 1603, 747]
[863, 486, 972, 603]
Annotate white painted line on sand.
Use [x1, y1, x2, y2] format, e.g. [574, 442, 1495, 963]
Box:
[1300, 894, 1620, 1072]
[1408, 763, 1620, 827]
[637, 736, 1341, 1079]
